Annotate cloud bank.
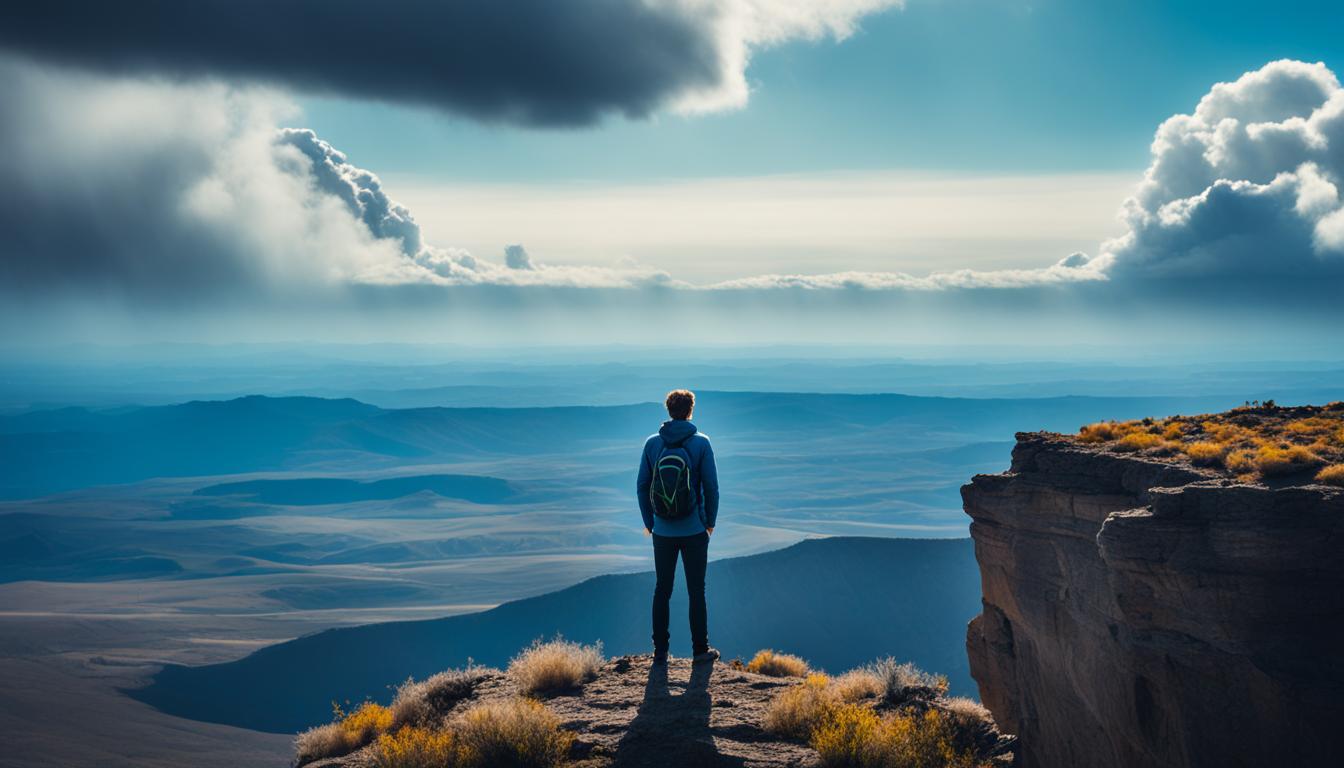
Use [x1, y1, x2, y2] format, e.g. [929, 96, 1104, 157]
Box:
[0, 0, 900, 126]
[2, 56, 1344, 349]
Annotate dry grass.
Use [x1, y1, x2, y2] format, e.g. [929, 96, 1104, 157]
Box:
[831, 670, 886, 702]
[507, 638, 603, 696]
[1183, 441, 1226, 465]
[746, 649, 811, 678]
[810, 705, 984, 768]
[391, 665, 494, 730]
[1226, 448, 1256, 474]
[295, 722, 352, 765]
[371, 726, 459, 768]
[862, 658, 948, 702]
[294, 702, 394, 765]
[764, 673, 839, 739]
[369, 698, 573, 768]
[1069, 402, 1344, 483]
[1317, 464, 1344, 487]
[940, 699, 994, 726]
[452, 698, 573, 768]
[1078, 421, 1124, 443]
[1252, 444, 1324, 476]
[1114, 432, 1165, 452]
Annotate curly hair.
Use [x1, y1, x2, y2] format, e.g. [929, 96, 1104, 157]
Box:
[665, 389, 695, 420]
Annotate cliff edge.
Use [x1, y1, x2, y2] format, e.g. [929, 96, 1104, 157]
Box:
[963, 426, 1344, 768]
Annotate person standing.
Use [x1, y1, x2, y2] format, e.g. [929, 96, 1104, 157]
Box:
[636, 389, 720, 664]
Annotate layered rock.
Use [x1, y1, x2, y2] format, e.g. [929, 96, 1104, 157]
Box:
[964, 433, 1344, 768]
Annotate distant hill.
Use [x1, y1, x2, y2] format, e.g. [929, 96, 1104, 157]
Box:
[132, 536, 982, 734]
[0, 391, 1243, 498]
[194, 473, 516, 505]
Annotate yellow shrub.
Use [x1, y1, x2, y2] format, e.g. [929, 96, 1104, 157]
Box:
[372, 726, 458, 768]
[1254, 445, 1323, 477]
[1316, 464, 1344, 487]
[293, 702, 394, 765]
[764, 674, 838, 739]
[453, 698, 573, 768]
[1162, 422, 1186, 440]
[811, 704, 882, 767]
[1114, 432, 1163, 452]
[875, 709, 981, 768]
[507, 638, 602, 696]
[746, 649, 810, 678]
[344, 702, 394, 743]
[1079, 421, 1143, 443]
[1183, 441, 1226, 465]
[1225, 449, 1256, 474]
[811, 706, 981, 768]
[1285, 418, 1331, 436]
[1202, 421, 1252, 444]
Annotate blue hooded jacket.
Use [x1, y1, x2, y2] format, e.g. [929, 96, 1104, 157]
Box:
[636, 419, 719, 536]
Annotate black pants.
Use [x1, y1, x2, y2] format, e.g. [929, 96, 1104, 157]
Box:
[651, 531, 709, 654]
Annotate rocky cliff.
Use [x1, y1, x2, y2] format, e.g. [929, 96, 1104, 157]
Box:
[963, 432, 1343, 768]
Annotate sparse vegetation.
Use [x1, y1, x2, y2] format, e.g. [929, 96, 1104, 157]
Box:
[296, 643, 994, 768]
[831, 669, 887, 702]
[762, 656, 994, 768]
[1114, 432, 1165, 452]
[1070, 402, 1344, 483]
[391, 664, 494, 730]
[764, 673, 840, 739]
[294, 702, 394, 765]
[1317, 464, 1344, 487]
[810, 706, 985, 768]
[809, 704, 879, 766]
[295, 722, 352, 765]
[746, 649, 811, 677]
[1184, 441, 1226, 465]
[862, 658, 949, 702]
[371, 726, 459, 768]
[1252, 444, 1324, 476]
[940, 697, 992, 730]
[507, 637, 603, 696]
[453, 698, 574, 768]
[367, 698, 572, 768]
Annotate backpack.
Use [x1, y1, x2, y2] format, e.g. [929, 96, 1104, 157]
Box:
[649, 436, 695, 519]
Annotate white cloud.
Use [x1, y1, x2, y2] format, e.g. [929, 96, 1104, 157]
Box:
[702, 253, 1106, 291]
[673, 0, 904, 114]
[0, 58, 411, 300]
[1097, 60, 1344, 287]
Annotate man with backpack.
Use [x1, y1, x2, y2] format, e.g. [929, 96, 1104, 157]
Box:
[637, 389, 720, 665]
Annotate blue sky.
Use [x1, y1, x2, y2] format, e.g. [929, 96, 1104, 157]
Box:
[299, 0, 1344, 181]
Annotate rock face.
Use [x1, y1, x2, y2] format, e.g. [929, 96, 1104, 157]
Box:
[963, 433, 1344, 768]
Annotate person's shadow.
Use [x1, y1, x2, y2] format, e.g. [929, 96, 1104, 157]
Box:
[614, 660, 746, 767]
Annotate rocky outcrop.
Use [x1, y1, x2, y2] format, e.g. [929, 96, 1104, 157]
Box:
[312, 654, 1014, 767]
[315, 656, 814, 767]
[963, 433, 1344, 768]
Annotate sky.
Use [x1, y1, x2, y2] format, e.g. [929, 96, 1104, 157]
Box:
[1, 0, 1343, 352]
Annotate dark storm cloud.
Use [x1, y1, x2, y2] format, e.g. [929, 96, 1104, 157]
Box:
[0, 0, 722, 126]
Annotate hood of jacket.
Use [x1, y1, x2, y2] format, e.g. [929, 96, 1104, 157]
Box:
[658, 419, 697, 446]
